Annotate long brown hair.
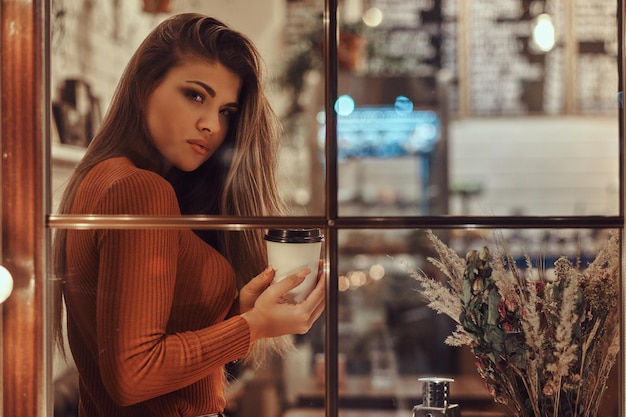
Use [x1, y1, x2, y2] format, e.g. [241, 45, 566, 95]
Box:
[53, 14, 284, 354]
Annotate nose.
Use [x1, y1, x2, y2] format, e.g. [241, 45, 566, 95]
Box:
[197, 111, 221, 135]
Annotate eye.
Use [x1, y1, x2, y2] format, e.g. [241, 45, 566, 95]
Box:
[220, 107, 238, 118]
[184, 88, 205, 103]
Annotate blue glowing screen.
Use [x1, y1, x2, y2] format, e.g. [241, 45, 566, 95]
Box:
[317, 103, 440, 159]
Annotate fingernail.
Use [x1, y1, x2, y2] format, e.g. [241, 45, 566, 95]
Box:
[297, 269, 311, 278]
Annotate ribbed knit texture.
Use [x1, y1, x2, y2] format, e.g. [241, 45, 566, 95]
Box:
[63, 157, 251, 417]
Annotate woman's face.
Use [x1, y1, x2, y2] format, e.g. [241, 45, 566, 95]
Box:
[145, 59, 241, 172]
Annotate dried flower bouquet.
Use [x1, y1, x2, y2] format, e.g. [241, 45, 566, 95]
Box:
[406, 230, 620, 417]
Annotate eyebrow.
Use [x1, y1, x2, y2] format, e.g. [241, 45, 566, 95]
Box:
[186, 80, 239, 107]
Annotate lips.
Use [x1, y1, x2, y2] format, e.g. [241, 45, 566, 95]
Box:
[187, 139, 211, 156]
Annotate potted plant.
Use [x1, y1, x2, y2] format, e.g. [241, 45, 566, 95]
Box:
[403, 230, 620, 417]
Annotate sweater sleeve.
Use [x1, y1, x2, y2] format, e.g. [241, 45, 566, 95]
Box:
[92, 170, 251, 406]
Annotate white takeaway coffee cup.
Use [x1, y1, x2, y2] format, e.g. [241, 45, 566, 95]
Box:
[264, 228, 324, 303]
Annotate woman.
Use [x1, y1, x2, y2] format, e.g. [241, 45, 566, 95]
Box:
[53, 13, 325, 417]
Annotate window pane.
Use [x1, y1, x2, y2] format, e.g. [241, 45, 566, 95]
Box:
[277, 0, 326, 216]
[50, 0, 326, 218]
[52, 225, 326, 416]
[325, 227, 616, 417]
[315, 1, 620, 217]
[274, 227, 620, 417]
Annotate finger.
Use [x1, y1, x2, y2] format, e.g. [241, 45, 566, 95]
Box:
[310, 268, 326, 294]
[268, 268, 310, 296]
[298, 275, 326, 309]
[305, 284, 325, 310]
[309, 297, 326, 323]
[295, 298, 326, 334]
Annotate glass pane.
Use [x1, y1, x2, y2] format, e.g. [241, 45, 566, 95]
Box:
[50, 0, 325, 217]
[49, 1, 324, 415]
[315, 1, 620, 217]
[315, 227, 618, 417]
[52, 223, 327, 416]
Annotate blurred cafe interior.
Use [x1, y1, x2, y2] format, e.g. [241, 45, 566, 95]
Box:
[0, 0, 623, 416]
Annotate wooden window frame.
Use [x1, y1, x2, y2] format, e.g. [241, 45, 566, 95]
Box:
[0, 1, 623, 416]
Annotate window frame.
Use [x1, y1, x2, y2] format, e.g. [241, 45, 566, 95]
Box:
[40, 2, 626, 417]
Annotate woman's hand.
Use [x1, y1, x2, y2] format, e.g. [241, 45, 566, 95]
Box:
[241, 262, 325, 342]
[238, 266, 275, 314]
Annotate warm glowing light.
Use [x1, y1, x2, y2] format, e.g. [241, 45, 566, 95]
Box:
[293, 187, 311, 205]
[532, 13, 555, 52]
[349, 271, 367, 287]
[369, 264, 385, 280]
[0, 265, 14, 303]
[339, 275, 351, 291]
[363, 7, 383, 27]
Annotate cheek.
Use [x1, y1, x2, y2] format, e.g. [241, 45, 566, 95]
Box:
[216, 129, 229, 146]
[147, 100, 179, 140]
[147, 84, 186, 120]
[145, 97, 167, 138]
[146, 114, 167, 147]
[220, 119, 238, 145]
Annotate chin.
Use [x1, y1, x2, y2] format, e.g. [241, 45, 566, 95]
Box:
[174, 161, 204, 172]
[182, 165, 203, 172]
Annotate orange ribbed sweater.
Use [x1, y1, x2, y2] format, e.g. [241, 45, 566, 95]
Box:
[63, 157, 251, 417]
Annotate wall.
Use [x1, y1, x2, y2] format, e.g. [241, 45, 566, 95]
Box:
[51, 0, 286, 114]
[448, 115, 619, 216]
[317, 115, 619, 218]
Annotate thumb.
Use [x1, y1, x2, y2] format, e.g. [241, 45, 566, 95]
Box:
[247, 267, 275, 290]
